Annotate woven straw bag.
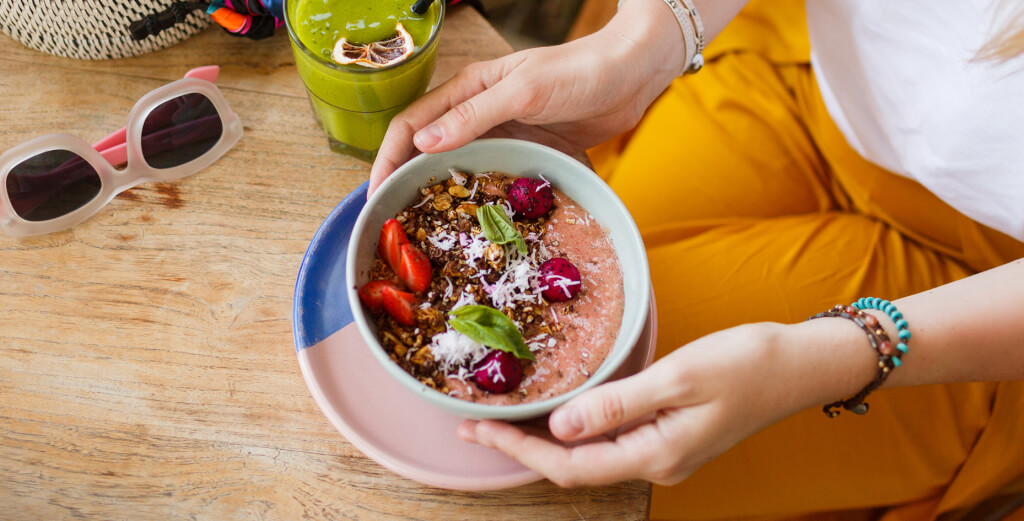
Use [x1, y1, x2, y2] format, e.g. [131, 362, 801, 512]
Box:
[0, 1, 211, 60]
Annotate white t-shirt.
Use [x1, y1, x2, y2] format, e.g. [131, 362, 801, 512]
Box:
[806, 0, 1024, 240]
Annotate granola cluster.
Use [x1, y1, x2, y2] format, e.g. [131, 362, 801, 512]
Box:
[367, 170, 566, 393]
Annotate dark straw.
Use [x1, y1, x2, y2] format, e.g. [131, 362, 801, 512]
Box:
[411, 0, 435, 15]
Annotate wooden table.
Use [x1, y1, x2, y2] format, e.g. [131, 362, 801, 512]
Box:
[0, 7, 651, 519]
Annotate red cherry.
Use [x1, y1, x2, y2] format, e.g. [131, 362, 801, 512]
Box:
[471, 350, 523, 394]
[539, 258, 582, 302]
[507, 178, 554, 219]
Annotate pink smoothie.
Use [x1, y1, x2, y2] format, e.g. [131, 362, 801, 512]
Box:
[444, 189, 625, 405]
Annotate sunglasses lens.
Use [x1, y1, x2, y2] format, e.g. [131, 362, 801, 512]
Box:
[141, 93, 224, 169]
[6, 149, 102, 222]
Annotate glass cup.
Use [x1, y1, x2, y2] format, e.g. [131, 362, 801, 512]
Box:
[284, 0, 445, 162]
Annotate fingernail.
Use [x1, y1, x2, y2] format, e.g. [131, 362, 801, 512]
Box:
[414, 124, 443, 149]
[551, 407, 584, 437]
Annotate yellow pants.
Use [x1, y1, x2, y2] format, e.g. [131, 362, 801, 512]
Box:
[596, 1, 1024, 519]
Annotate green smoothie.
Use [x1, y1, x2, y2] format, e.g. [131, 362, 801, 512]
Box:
[285, 0, 444, 160]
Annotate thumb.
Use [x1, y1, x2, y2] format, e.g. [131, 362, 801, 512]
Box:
[413, 78, 525, 153]
[549, 365, 677, 441]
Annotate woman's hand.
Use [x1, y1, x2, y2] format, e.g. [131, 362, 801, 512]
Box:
[457, 256, 1024, 487]
[368, 2, 687, 194]
[457, 322, 873, 486]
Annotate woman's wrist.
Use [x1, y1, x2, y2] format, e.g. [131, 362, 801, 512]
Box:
[776, 318, 884, 412]
[601, 0, 689, 88]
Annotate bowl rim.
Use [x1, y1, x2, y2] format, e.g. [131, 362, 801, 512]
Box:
[345, 138, 651, 419]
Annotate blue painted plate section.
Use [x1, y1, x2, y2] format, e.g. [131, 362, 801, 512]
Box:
[292, 182, 368, 351]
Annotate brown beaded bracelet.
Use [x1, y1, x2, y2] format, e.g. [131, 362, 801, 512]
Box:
[806, 305, 899, 418]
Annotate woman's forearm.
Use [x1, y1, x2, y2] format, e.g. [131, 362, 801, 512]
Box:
[879, 257, 1024, 386]
[784, 258, 1024, 407]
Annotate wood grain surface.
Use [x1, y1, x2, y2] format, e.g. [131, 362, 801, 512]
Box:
[0, 6, 651, 520]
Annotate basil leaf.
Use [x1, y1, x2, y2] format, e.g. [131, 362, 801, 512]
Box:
[449, 305, 535, 361]
[477, 204, 528, 255]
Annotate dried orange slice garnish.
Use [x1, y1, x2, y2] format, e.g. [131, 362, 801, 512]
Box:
[331, 22, 415, 68]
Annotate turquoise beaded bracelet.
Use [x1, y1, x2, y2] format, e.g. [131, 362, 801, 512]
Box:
[807, 298, 911, 418]
[853, 297, 911, 366]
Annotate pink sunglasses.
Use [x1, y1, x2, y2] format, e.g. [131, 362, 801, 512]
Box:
[0, 66, 242, 237]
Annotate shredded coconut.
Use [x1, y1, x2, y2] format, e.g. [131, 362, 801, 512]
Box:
[452, 289, 477, 310]
[461, 232, 491, 267]
[474, 272, 495, 294]
[500, 199, 516, 218]
[448, 168, 468, 186]
[412, 193, 434, 208]
[488, 254, 543, 310]
[490, 366, 506, 383]
[429, 328, 489, 373]
[547, 273, 582, 298]
[427, 230, 457, 251]
[527, 333, 551, 352]
[536, 173, 551, 192]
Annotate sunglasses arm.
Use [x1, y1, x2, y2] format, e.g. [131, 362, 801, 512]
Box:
[98, 142, 129, 168]
[91, 65, 222, 165]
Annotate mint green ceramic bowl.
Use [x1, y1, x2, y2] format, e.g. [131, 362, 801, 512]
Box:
[346, 139, 651, 421]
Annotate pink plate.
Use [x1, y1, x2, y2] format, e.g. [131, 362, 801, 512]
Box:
[293, 182, 658, 490]
[296, 299, 657, 491]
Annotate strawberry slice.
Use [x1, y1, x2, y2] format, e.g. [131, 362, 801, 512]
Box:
[357, 280, 401, 314]
[379, 218, 410, 274]
[397, 243, 432, 293]
[381, 285, 418, 327]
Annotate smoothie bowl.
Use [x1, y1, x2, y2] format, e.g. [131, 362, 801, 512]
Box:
[347, 139, 650, 421]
